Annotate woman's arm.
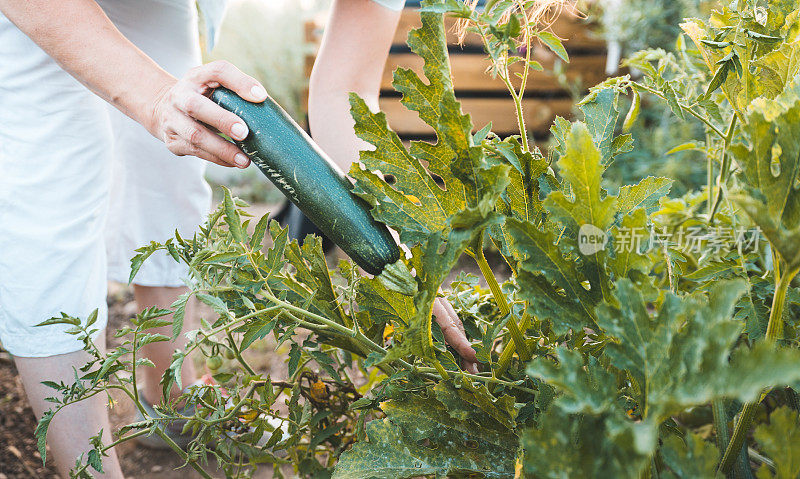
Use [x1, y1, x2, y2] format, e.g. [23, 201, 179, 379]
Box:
[307, 0, 400, 172]
[0, 0, 263, 168]
[309, 0, 479, 371]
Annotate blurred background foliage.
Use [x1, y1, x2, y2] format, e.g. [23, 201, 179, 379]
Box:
[200, 0, 720, 203]
[589, 0, 717, 195]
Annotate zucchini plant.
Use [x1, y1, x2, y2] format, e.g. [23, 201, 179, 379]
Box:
[36, 0, 800, 477]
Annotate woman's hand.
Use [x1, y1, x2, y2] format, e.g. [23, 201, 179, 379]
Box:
[147, 60, 267, 168]
[432, 297, 479, 373]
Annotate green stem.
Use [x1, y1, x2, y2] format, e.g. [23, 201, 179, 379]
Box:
[502, 67, 530, 152]
[708, 115, 738, 224]
[476, 22, 529, 151]
[416, 367, 536, 395]
[153, 427, 214, 479]
[712, 399, 730, 460]
[719, 266, 800, 473]
[473, 232, 531, 363]
[132, 329, 140, 405]
[707, 131, 714, 217]
[227, 330, 256, 376]
[636, 83, 726, 138]
[493, 314, 532, 380]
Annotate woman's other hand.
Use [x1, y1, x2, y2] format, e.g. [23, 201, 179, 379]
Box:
[432, 297, 479, 373]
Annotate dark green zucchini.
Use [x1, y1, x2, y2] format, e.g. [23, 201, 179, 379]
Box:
[211, 87, 400, 276]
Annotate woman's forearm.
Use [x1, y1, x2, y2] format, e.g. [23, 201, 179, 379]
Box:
[0, 0, 174, 135]
[0, 0, 270, 168]
[308, 0, 402, 172]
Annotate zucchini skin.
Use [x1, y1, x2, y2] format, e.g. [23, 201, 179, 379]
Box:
[211, 88, 400, 275]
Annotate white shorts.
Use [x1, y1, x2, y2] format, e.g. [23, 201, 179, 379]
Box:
[0, 0, 212, 357]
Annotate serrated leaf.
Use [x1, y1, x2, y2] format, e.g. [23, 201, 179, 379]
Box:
[545, 122, 617, 232]
[516, 270, 595, 334]
[170, 291, 191, 339]
[196, 292, 229, 318]
[222, 186, 246, 243]
[35, 410, 54, 465]
[755, 42, 800, 97]
[537, 31, 569, 63]
[489, 136, 549, 260]
[87, 449, 103, 473]
[528, 349, 619, 416]
[597, 279, 800, 422]
[521, 398, 652, 478]
[351, 12, 509, 246]
[683, 262, 735, 281]
[288, 342, 302, 377]
[240, 315, 279, 350]
[507, 219, 598, 332]
[661, 80, 685, 120]
[129, 241, 161, 284]
[249, 212, 270, 249]
[754, 407, 800, 479]
[731, 79, 800, 267]
[434, 376, 516, 430]
[334, 387, 516, 479]
[383, 209, 503, 364]
[660, 433, 719, 479]
[705, 61, 730, 97]
[265, 220, 288, 277]
[578, 87, 623, 164]
[204, 251, 243, 264]
[607, 208, 651, 280]
[357, 275, 414, 329]
[617, 176, 673, 217]
[283, 235, 348, 326]
[350, 13, 463, 244]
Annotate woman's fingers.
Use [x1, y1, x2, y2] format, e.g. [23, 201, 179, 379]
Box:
[188, 60, 267, 103]
[177, 92, 250, 141]
[439, 297, 466, 335]
[432, 297, 479, 366]
[164, 115, 250, 168]
[148, 60, 268, 168]
[462, 359, 479, 374]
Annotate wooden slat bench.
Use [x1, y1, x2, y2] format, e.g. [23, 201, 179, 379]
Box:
[303, 2, 612, 140]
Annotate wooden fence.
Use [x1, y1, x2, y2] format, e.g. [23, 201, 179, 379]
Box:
[303, 2, 612, 140]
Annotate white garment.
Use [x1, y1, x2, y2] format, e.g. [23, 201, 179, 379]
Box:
[372, 0, 406, 10]
[0, 0, 211, 357]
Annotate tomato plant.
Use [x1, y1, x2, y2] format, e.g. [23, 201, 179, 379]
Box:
[36, 1, 800, 477]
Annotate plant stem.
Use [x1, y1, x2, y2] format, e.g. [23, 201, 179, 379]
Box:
[708, 115, 738, 224]
[712, 399, 730, 460]
[501, 67, 530, 152]
[719, 265, 800, 474]
[473, 232, 531, 363]
[476, 22, 530, 151]
[635, 83, 726, 138]
[154, 427, 214, 479]
[416, 367, 536, 395]
[132, 330, 140, 405]
[493, 314, 532, 380]
[227, 330, 256, 376]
